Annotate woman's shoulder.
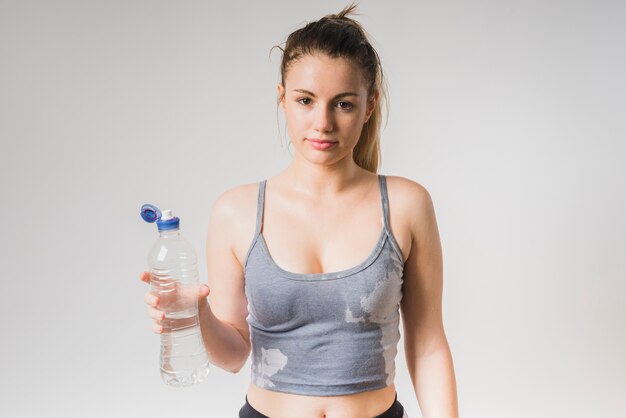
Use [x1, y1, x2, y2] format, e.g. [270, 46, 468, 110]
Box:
[210, 180, 262, 221]
[207, 180, 264, 267]
[384, 174, 433, 204]
[383, 174, 437, 230]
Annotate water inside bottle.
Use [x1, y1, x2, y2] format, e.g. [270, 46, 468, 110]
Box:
[160, 317, 210, 387]
[151, 272, 210, 387]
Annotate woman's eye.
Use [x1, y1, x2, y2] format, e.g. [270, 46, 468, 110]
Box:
[297, 98, 312, 105]
[337, 101, 353, 110]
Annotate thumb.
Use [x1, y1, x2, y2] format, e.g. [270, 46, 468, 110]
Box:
[198, 284, 210, 299]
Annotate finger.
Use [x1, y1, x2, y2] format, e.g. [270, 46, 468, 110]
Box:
[198, 284, 210, 298]
[139, 271, 151, 284]
[147, 305, 165, 321]
[152, 322, 163, 334]
[144, 292, 159, 307]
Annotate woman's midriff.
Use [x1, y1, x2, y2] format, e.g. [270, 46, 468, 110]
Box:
[246, 382, 397, 418]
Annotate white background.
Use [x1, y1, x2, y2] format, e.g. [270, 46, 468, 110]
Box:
[1, 1, 625, 417]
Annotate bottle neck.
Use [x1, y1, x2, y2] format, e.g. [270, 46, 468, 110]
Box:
[158, 228, 180, 238]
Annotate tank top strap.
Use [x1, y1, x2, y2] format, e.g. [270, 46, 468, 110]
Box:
[254, 179, 267, 236]
[378, 174, 391, 231]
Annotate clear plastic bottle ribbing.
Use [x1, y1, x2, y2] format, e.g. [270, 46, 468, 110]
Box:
[147, 227, 210, 387]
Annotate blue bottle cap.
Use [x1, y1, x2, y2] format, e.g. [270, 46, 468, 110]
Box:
[141, 204, 161, 223]
[141, 204, 180, 231]
[156, 209, 180, 231]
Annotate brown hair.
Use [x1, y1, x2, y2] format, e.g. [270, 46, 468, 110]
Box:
[273, 2, 389, 173]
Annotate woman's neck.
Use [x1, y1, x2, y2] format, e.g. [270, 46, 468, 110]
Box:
[281, 158, 364, 197]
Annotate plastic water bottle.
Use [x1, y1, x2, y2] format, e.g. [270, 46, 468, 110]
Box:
[140, 204, 210, 387]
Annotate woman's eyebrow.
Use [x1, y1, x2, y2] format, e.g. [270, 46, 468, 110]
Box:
[292, 89, 359, 99]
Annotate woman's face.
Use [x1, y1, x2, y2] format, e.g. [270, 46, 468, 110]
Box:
[278, 53, 376, 167]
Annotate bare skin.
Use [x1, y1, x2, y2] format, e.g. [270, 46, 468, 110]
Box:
[141, 53, 458, 417]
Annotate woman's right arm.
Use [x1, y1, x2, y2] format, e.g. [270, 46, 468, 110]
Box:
[199, 187, 252, 373]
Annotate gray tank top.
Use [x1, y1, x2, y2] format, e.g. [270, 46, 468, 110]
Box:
[243, 174, 405, 396]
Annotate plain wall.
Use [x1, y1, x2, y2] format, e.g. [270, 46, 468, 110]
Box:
[1, 0, 625, 417]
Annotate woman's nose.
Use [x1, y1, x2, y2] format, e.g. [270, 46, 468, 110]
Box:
[313, 105, 334, 132]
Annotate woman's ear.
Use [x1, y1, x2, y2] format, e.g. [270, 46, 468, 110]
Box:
[364, 90, 379, 123]
[277, 83, 286, 111]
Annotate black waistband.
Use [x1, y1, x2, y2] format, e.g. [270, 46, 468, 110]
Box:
[239, 393, 404, 418]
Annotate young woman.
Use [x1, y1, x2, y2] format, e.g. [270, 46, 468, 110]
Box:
[141, 3, 459, 417]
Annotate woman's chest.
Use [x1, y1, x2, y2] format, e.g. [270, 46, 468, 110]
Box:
[244, 242, 404, 330]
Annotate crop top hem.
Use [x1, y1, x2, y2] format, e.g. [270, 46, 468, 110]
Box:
[250, 380, 392, 397]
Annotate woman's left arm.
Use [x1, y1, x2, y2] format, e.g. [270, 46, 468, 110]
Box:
[398, 180, 459, 418]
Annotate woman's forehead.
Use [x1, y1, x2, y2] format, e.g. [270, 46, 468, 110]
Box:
[284, 53, 367, 94]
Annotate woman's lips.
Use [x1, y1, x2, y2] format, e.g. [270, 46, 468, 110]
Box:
[307, 138, 338, 150]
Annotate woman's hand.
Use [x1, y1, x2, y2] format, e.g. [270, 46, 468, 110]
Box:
[139, 271, 210, 334]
